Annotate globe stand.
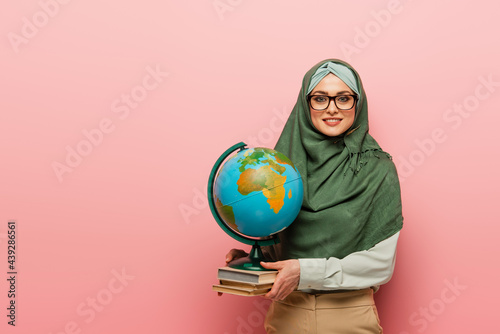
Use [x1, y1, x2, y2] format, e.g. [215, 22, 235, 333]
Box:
[208, 142, 280, 272]
[228, 242, 272, 271]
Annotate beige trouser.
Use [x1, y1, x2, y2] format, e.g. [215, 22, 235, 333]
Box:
[264, 288, 383, 334]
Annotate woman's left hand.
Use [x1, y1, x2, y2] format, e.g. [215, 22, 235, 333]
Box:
[260, 260, 300, 301]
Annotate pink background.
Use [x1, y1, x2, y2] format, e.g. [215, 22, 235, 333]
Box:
[1, 1, 499, 333]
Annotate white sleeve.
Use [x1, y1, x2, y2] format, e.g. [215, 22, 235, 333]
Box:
[297, 231, 400, 291]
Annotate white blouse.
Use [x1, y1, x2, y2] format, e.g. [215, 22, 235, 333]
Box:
[298, 231, 400, 291]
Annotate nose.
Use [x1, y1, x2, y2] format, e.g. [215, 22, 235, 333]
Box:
[326, 98, 338, 114]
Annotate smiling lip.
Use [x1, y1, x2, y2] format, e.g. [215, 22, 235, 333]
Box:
[323, 118, 342, 126]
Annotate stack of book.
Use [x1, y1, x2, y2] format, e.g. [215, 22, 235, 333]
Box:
[212, 267, 277, 296]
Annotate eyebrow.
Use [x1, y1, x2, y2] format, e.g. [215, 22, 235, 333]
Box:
[310, 90, 352, 95]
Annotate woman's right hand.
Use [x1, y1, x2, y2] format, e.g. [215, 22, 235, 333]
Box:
[224, 249, 248, 265]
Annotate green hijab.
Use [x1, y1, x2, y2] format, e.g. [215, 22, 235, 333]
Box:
[270, 59, 403, 260]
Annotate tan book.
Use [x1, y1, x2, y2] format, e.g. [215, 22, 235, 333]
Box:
[219, 279, 274, 290]
[212, 284, 271, 296]
[217, 267, 277, 284]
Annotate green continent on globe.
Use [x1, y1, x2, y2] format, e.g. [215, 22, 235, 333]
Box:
[237, 148, 297, 173]
[237, 150, 266, 172]
[214, 196, 239, 232]
[274, 151, 297, 171]
[237, 165, 287, 214]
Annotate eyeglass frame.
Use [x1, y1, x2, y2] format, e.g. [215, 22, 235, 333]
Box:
[307, 94, 358, 111]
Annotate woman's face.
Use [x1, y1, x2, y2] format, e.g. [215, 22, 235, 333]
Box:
[309, 73, 356, 137]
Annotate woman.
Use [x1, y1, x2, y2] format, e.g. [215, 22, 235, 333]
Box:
[226, 59, 403, 333]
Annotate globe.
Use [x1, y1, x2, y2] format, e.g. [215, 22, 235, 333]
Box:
[213, 146, 303, 237]
[208, 142, 303, 270]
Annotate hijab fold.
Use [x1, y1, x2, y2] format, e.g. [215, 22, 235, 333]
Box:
[267, 59, 403, 260]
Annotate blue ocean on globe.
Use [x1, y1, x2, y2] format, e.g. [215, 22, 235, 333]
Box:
[213, 147, 303, 238]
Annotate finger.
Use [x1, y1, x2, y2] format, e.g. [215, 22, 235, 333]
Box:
[260, 261, 281, 270]
[264, 284, 279, 300]
[225, 249, 239, 263]
[266, 284, 289, 301]
[264, 273, 284, 300]
[268, 283, 288, 301]
[226, 249, 247, 263]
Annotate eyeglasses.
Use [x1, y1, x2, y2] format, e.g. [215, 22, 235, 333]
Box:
[307, 94, 358, 111]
